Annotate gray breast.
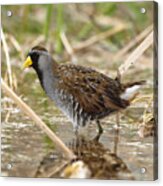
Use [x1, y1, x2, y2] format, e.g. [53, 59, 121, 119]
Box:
[58, 89, 91, 129]
[40, 65, 90, 130]
[46, 84, 90, 131]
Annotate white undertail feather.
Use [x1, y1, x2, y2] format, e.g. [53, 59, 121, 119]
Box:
[120, 85, 141, 101]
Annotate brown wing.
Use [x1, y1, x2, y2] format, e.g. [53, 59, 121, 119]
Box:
[55, 64, 129, 117]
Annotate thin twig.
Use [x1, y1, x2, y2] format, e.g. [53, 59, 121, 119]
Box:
[1, 78, 76, 160]
[7, 34, 21, 52]
[1, 28, 13, 89]
[31, 35, 45, 47]
[60, 32, 74, 56]
[94, 15, 127, 28]
[60, 32, 77, 64]
[5, 110, 11, 123]
[115, 24, 153, 60]
[118, 31, 153, 76]
[7, 34, 24, 60]
[114, 112, 120, 154]
[74, 24, 128, 51]
[47, 161, 68, 178]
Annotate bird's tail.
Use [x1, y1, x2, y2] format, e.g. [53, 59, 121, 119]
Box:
[120, 80, 146, 102]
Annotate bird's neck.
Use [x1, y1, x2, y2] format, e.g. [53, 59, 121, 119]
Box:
[34, 60, 58, 90]
[35, 67, 44, 88]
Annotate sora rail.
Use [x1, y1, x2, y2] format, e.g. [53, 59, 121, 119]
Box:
[23, 46, 144, 134]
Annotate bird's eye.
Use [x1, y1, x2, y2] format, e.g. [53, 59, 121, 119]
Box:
[30, 52, 39, 63]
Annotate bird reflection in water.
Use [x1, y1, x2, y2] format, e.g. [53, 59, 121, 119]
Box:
[35, 128, 134, 180]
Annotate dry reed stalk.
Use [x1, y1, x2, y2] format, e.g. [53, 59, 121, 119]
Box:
[60, 32, 77, 64]
[115, 25, 153, 60]
[1, 28, 13, 89]
[94, 15, 127, 28]
[31, 35, 45, 47]
[74, 24, 128, 51]
[7, 34, 21, 52]
[7, 34, 24, 60]
[1, 78, 76, 160]
[114, 112, 120, 154]
[118, 31, 153, 76]
[142, 96, 153, 123]
[47, 161, 68, 178]
[60, 32, 74, 56]
[5, 110, 11, 123]
[132, 95, 153, 103]
[138, 96, 153, 138]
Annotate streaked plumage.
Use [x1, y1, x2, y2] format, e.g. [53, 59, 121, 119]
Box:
[23, 46, 145, 133]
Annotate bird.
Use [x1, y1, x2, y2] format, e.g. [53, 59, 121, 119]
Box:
[23, 46, 145, 135]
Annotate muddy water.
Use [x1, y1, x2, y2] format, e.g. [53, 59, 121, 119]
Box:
[1, 70, 154, 180]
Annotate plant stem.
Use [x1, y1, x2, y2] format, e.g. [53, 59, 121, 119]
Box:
[44, 4, 53, 42]
[1, 78, 76, 160]
[56, 4, 63, 53]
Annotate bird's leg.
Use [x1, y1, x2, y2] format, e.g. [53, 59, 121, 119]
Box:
[96, 120, 103, 135]
[93, 120, 103, 141]
[97, 120, 103, 135]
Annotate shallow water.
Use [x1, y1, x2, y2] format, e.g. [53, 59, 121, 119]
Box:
[1, 90, 154, 180]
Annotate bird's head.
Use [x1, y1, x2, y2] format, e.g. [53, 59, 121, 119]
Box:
[23, 46, 51, 70]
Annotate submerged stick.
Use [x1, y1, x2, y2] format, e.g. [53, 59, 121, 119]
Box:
[1, 78, 76, 160]
[118, 31, 153, 76]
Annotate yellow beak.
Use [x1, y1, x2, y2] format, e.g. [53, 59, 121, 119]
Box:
[22, 56, 33, 69]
